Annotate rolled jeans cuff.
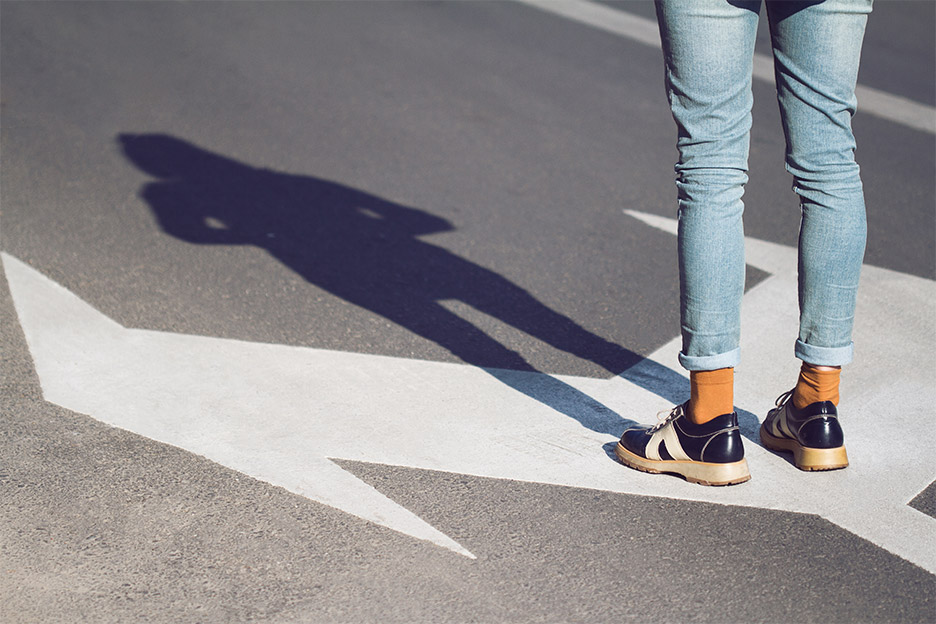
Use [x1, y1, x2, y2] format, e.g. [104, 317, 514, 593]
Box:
[795, 339, 854, 367]
[678, 347, 740, 372]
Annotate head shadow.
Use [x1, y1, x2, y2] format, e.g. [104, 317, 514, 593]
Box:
[119, 132, 691, 437]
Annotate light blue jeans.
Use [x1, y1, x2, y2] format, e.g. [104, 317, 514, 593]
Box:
[655, 0, 871, 371]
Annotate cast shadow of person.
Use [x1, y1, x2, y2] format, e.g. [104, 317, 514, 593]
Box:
[119, 133, 689, 438]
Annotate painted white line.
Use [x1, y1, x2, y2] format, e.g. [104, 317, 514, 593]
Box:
[515, 0, 936, 134]
[516, 0, 662, 48]
[852, 85, 936, 133]
[4, 236, 935, 571]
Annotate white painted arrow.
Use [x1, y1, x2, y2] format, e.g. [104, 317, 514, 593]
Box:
[3, 216, 935, 571]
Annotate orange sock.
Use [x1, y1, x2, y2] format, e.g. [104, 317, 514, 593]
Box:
[793, 363, 840, 409]
[688, 368, 734, 425]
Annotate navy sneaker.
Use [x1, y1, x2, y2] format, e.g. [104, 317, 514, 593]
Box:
[760, 390, 848, 471]
[615, 403, 750, 486]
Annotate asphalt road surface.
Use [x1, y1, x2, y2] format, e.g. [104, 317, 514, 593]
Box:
[2, 1, 934, 622]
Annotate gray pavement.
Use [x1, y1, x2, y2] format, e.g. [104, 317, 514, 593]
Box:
[2, 1, 934, 622]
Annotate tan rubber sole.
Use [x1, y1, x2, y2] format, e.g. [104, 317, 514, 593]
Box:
[759, 425, 848, 471]
[614, 443, 751, 486]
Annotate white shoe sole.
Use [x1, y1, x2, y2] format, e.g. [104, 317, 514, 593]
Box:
[759, 425, 848, 471]
[615, 443, 751, 486]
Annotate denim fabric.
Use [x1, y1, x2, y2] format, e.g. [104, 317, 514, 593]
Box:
[655, 0, 871, 371]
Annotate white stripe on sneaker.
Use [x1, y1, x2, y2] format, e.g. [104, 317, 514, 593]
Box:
[645, 424, 691, 462]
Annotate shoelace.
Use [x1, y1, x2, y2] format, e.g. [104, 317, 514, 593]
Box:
[649, 404, 683, 433]
[774, 389, 794, 407]
[769, 389, 795, 416]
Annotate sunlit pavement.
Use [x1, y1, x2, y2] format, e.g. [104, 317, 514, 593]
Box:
[2, 2, 933, 622]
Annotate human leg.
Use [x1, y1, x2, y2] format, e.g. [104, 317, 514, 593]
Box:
[758, 0, 871, 471]
[655, 0, 763, 429]
[614, 1, 762, 485]
[655, 0, 760, 375]
[767, 0, 871, 368]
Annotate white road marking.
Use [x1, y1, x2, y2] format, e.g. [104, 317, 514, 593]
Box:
[514, 0, 936, 134]
[3, 232, 935, 571]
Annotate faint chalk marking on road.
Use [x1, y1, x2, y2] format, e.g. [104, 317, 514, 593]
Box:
[515, 0, 936, 134]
